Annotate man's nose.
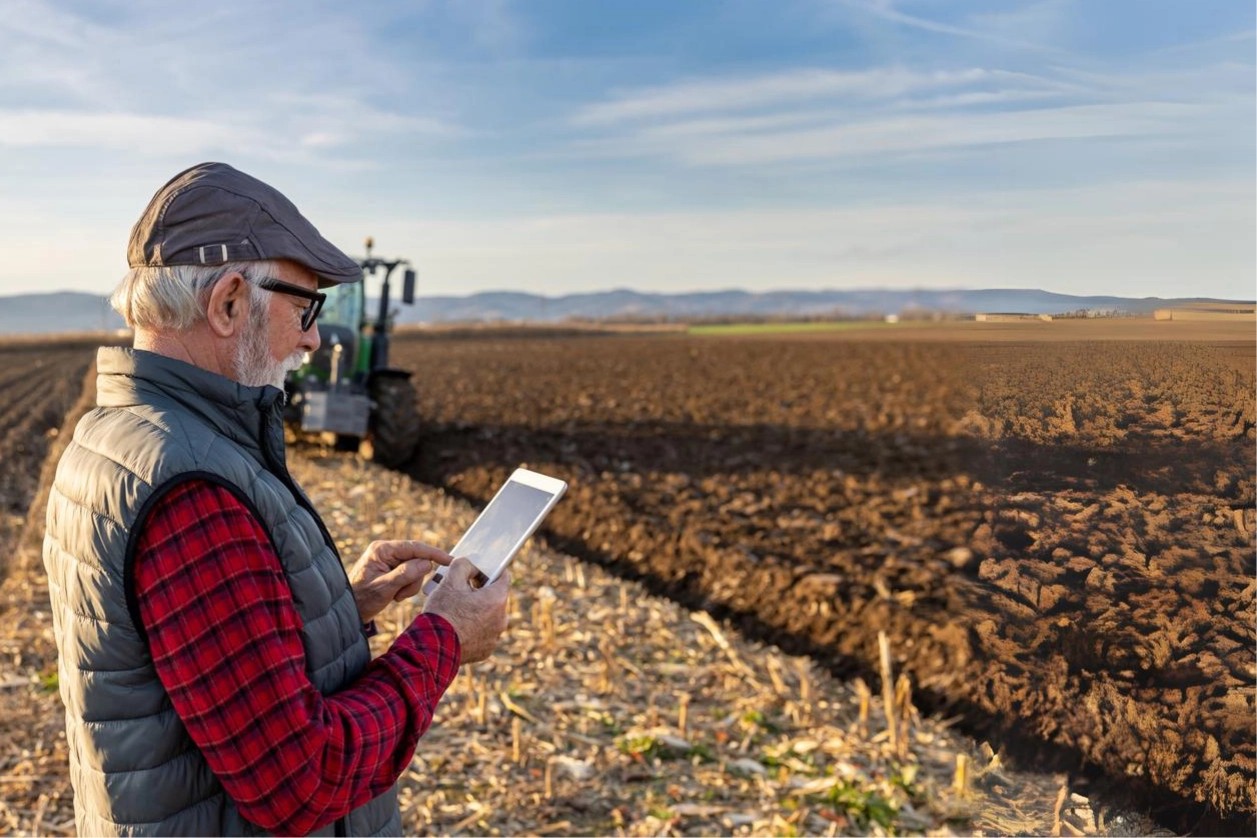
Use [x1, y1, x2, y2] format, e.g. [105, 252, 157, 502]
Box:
[300, 321, 321, 353]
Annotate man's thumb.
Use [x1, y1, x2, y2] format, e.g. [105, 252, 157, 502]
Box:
[443, 556, 481, 586]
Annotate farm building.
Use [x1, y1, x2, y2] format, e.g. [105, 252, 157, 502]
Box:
[1154, 305, 1256, 322]
[974, 312, 1053, 322]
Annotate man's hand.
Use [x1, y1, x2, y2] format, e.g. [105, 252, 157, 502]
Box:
[422, 557, 511, 664]
[349, 540, 451, 624]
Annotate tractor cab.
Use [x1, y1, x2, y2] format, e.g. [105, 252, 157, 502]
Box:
[284, 238, 421, 467]
[306, 282, 364, 384]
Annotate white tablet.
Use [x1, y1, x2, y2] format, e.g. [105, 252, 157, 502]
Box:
[425, 467, 567, 591]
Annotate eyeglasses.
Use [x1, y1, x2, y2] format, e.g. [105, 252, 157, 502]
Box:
[253, 277, 326, 331]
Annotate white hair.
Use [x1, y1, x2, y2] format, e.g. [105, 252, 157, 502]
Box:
[110, 260, 279, 331]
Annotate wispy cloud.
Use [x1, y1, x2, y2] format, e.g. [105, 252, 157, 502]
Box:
[0, 0, 100, 49]
[0, 2, 468, 167]
[0, 1, 119, 106]
[836, 0, 1061, 53]
[565, 60, 1216, 169]
[1149, 27, 1256, 56]
[0, 110, 240, 153]
[0, 101, 461, 164]
[446, 0, 529, 53]
[965, 0, 1074, 47]
[572, 67, 1067, 126]
[635, 102, 1195, 167]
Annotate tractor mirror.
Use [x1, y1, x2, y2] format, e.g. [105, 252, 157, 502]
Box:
[402, 268, 416, 305]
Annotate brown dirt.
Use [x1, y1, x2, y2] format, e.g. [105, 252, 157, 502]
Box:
[718, 318, 1257, 342]
[396, 328, 1256, 832]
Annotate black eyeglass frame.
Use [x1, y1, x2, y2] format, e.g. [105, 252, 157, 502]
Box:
[253, 277, 327, 331]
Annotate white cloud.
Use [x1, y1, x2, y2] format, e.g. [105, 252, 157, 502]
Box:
[836, 0, 1061, 53]
[567, 99, 1197, 167]
[1149, 27, 1255, 56]
[268, 93, 465, 139]
[0, 110, 242, 153]
[448, 0, 529, 52]
[0, 4, 117, 105]
[0, 0, 100, 49]
[562, 46, 1248, 174]
[0, 1, 466, 163]
[572, 66, 1042, 126]
[691, 101, 1193, 164]
[0, 96, 462, 164]
[966, 0, 1075, 45]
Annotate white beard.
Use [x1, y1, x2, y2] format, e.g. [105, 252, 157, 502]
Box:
[234, 297, 306, 390]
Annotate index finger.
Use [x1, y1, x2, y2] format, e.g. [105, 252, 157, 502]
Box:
[375, 540, 453, 568]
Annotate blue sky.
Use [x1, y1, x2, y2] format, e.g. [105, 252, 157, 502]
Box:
[1, 0, 1252, 299]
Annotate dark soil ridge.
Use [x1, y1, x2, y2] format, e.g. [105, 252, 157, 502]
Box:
[419, 468, 1253, 838]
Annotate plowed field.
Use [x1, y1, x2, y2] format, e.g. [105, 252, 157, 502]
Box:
[0, 343, 96, 571]
[0, 323, 1253, 835]
[2, 334, 1149, 837]
[398, 326, 1256, 831]
[0, 340, 97, 834]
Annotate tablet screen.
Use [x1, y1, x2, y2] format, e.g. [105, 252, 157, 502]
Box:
[453, 480, 557, 575]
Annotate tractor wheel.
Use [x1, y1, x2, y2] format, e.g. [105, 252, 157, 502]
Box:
[366, 376, 419, 468]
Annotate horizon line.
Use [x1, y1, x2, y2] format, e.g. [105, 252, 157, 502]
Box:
[4, 287, 1255, 305]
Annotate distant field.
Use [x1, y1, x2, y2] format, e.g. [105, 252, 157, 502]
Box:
[3, 315, 1252, 346]
[685, 318, 1255, 342]
[686, 320, 900, 336]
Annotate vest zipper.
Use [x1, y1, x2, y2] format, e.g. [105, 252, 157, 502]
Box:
[258, 407, 356, 592]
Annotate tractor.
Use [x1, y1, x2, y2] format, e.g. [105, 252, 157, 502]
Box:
[284, 238, 421, 467]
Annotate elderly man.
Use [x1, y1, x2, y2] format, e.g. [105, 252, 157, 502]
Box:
[42, 162, 509, 836]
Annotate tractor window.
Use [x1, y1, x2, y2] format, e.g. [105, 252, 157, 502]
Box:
[318, 283, 363, 331]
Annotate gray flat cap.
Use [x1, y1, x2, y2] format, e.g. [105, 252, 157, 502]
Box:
[127, 162, 361, 285]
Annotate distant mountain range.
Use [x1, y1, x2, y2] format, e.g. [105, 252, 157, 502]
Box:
[390, 288, 1253, 325]
[0, 292, 126, 334]
[0, 288, 1251, 335]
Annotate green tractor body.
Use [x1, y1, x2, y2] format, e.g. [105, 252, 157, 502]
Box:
[284, 239, 421, 467]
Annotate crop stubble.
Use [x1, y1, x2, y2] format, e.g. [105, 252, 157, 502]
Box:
[399, 330, 1256, 826]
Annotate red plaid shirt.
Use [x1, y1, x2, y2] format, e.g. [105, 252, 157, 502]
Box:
[133, 479, 460, 835]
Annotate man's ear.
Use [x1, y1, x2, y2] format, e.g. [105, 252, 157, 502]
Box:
[205, 272, 250, 337]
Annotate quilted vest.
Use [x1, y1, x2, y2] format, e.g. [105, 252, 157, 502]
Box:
[42, 348, 402, 836]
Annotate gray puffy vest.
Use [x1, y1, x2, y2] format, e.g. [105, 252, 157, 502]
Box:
[42, 348, 402, 836]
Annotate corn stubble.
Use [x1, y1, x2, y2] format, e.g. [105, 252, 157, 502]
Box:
[301, 453, 1146, 837]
